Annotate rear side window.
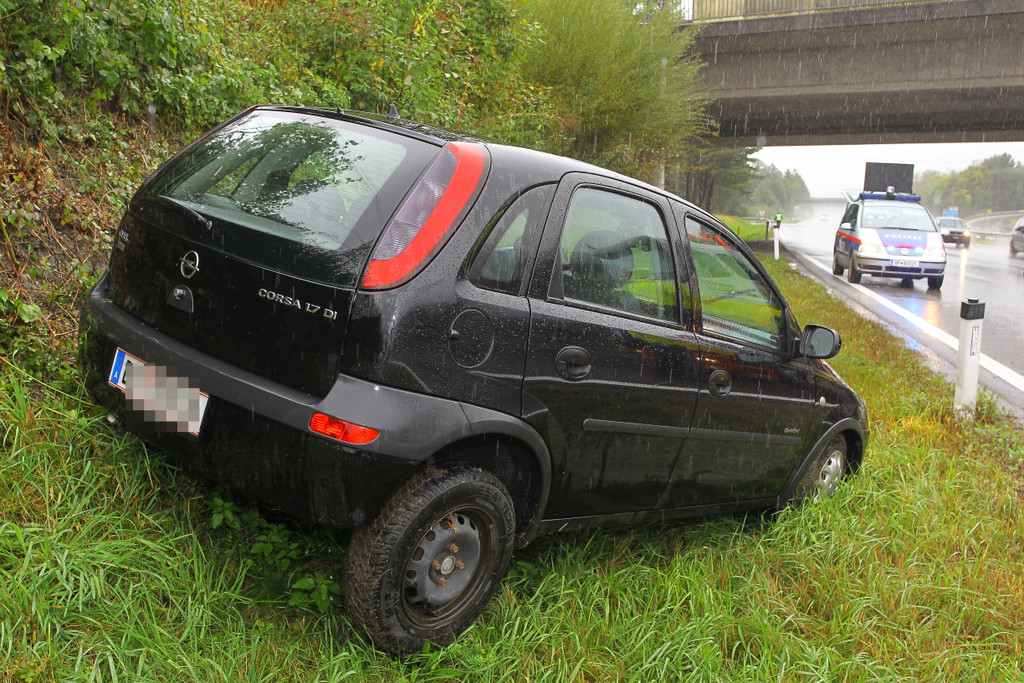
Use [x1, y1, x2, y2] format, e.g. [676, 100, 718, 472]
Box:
[554, 187, 678, 323]
[139, 109, 440, 286]
[467, 185, 553, 295]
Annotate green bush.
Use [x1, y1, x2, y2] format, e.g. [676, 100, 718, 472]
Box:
[0, 0, 349, 130]
[0, 0, 545, 138]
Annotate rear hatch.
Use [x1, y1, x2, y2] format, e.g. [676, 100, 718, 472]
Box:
[107, 108, 441, 396]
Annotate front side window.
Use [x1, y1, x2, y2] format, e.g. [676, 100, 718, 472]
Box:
[841, 203, 859, 226]
[554, 188, 678, 322]
[685, 217, 785, 350]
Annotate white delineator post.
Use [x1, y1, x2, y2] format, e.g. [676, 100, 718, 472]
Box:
[954, 298, 985, 416]
[773, 222, 780, 261]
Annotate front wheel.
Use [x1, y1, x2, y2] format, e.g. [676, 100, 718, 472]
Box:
[846, 254, 862, 284]
[343, 466, 515, 655]
[927, 275, 944, 290]
[832, 251, 844, 276]
[795, 436, 848, 503]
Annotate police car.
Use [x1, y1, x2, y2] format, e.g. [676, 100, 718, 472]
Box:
[831, 188, 946, 289]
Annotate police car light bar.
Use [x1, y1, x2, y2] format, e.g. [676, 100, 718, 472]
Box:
[859, 191, 921, 202]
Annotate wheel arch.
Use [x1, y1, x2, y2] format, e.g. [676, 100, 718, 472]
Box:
[428, 434, 548, 548]
[777, 417, 865, 507]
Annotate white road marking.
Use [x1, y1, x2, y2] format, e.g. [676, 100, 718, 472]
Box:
[801, 253, 1024, 394]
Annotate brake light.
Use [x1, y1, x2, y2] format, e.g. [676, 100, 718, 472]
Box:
[362, 142, 487, 289]
[309, 413, 379, 445]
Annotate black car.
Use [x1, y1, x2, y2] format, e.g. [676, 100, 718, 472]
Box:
[937, 217, 971, 248]
[79, 106, 868, 655]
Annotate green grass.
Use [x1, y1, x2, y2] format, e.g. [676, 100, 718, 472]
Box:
[4, 254, 1024, 680]
[717, 215, 773, 242]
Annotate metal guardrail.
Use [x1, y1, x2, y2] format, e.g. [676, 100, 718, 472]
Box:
[692, 0, 949, 21]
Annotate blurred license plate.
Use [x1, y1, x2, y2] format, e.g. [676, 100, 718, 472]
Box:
[108, 347, 209, 436]
[892, 259, 917, 268]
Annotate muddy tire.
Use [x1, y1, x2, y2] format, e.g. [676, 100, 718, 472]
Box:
[927, 275, 944, 290]
[794, 436, 848, 503]
[342, 466, 514, 655]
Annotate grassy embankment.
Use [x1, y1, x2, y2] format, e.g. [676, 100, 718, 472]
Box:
[3, 125, 1024, 681]
[717, 215, 773, 242]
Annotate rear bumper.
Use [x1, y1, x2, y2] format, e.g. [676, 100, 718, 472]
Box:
[78, 273, 516, 529]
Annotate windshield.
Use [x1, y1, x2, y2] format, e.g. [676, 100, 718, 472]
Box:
[861, 204, 936, 232]
[138, 109, 440, 286]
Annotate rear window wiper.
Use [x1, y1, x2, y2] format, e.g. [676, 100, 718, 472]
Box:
[139, 195, 214, 232]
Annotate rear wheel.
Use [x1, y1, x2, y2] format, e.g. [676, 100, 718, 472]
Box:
[343, 466, 514, 655]
[927, 275, 944, 290]
[846, 254, 862, 284]
[832, 251, 844, 276]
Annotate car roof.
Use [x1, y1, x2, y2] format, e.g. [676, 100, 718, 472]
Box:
[257, 105, 701, 210]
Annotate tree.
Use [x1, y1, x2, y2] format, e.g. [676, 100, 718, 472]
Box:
[747, 161, 810, 216]
[521, 0, 709, 182]
[666, 145, 757, 214]
[917, 155, 1024, 216]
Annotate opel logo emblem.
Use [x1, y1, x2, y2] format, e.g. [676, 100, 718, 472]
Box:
[179, 250, 200, 279]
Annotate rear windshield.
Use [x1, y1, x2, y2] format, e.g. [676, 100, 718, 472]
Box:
[138, 109, 440, 286]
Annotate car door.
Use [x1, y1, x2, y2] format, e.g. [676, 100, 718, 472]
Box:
[665, 212, 820, 507]
[834, 202, 860, 265]
[522, 176, 701, 518]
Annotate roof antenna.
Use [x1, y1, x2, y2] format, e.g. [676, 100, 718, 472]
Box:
[386, 103, 400, 123]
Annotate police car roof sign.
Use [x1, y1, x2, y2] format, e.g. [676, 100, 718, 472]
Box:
[864, 162, 914, 194]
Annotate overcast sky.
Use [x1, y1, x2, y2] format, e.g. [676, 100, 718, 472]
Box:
[753, 142, 1024, 199]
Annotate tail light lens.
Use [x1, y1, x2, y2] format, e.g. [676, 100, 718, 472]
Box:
[309, 413, 379, 445]
[362, 142, 487, 289]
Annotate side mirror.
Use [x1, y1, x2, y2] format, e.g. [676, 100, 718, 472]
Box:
[800, 324, 842, 359]
[840, 222, 853, 231]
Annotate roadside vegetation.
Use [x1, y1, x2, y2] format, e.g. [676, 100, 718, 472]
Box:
[3, 0, 1024, 680]
[917, 154, 1024, 218]
[4, 246, 1024, 681]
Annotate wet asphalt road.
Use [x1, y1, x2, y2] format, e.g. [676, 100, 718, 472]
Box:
[778, 217, 1024, 417]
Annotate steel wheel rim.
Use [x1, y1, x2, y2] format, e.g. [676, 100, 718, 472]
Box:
[401, 506, 494, 628]
[814, 447, 846, 501]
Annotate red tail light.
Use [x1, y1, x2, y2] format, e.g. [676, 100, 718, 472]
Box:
[362, 142, 487, 289]
[309, 413, 379, 445]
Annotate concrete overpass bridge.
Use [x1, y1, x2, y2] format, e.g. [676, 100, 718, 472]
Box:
[689, 0, 1024, 146]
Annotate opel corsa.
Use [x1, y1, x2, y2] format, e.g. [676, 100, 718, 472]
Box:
[80, 106, 869, 655]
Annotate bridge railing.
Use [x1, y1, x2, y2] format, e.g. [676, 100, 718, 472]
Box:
[691, 0, 948, 21]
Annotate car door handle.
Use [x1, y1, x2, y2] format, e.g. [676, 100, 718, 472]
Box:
[555, 346, 593, 381]
[709, 369, 732, 397]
